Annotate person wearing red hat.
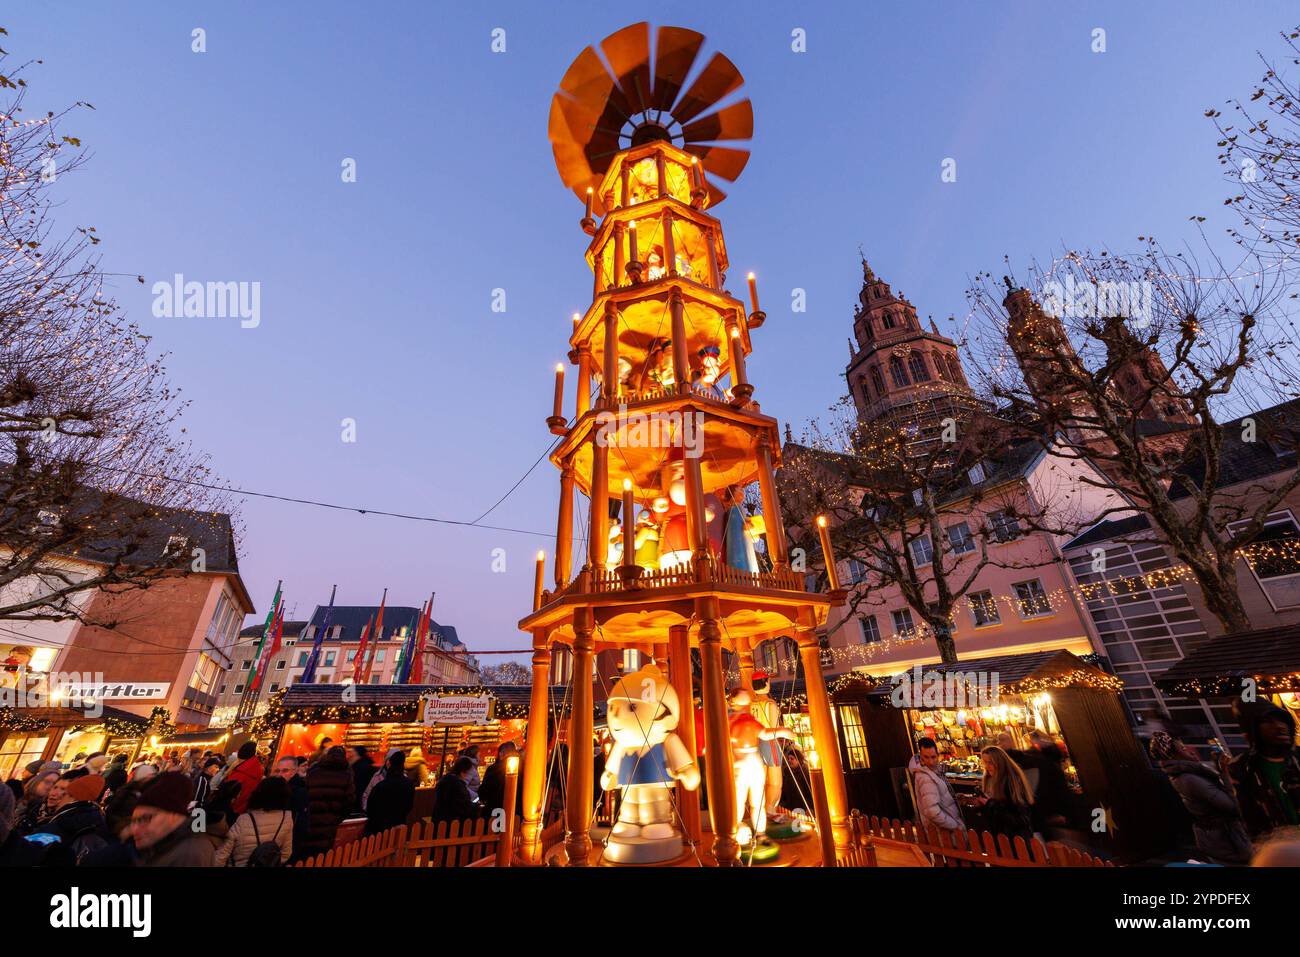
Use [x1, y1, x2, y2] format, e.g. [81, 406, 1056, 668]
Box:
[129, 772, 214, 866]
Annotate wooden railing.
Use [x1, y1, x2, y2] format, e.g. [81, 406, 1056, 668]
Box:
[845, 811, 1114, 868]
[587, 557, 806, 595]
[294, 809, 566, 869]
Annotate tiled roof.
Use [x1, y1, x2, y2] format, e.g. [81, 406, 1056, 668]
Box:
[1155, 623, 1300, 696]
[1063, 513, 1152, 550]
[1168, 398, 1299, 500]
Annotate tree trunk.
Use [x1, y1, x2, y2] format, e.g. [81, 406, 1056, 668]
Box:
[932, 622, 959, 665]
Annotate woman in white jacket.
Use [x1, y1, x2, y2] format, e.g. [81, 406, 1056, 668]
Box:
[214, 777, 294, 866]
[908, 739, 965, 833]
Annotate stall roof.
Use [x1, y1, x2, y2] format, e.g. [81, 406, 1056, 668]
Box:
[161, 729, 235, 745]
[278, 683, 567, 710]
[768, 651, 1121, 704]
[1155, 623, 1300, 697]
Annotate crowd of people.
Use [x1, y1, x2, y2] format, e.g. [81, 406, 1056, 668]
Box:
[0, 736, 526, 867]
[906, 700, 1300, 865]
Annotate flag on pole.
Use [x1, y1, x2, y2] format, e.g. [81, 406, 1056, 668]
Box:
[396, 607, 418, 684]
[362, 588, 386, 684]
[251, 598, 285, 692]
[409, 592, 434, 684]
[352, 615, 373, 685]
[301, 584, 337, 684]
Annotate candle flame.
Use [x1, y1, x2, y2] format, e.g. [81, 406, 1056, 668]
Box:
[555, 363, 564, 373]
[623, 478, 632, 491]
[807, 749, 820, 770]
[747, 271, 755, 280]
[536, 550, 545, 561]
[505, 755, 520, 774]
[817, 515, 827, 527]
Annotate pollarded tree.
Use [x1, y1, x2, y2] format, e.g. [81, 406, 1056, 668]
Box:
[780, 393, 1075, 665]
[0, 35, 233, 627]
[966, 241, 1300, 635]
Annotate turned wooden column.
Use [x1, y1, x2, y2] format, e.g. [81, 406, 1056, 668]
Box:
[796, 619, 850, 862]
[613, 223, 626, 292]
[564, 610, 595, 865]
[756, 433, 789, 570]
[669, 286, 690, 389]
[518, 633, 552, 865]
[706, 226, 722, 289]
[555, 462, 575, 588]
[668, 623, 702, 846]
[602, 303, 619, 406]
[661, 208, 676, 277]
[697, 598, 739, 865]
[737, 638, 756, 691]
[590, 445, 609, 575]
[576, 345, 592, 417]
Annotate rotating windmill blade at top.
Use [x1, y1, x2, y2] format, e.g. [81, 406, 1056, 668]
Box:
[548, 22, 753, 213]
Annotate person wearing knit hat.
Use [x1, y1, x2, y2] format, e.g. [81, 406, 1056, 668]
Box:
[1149, 732, 1252, 865]
[128, 772, 213, 866]
[65, 773, 106, 803]
[43, 773, 109, 864]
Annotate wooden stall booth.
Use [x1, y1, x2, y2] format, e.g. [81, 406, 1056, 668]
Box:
[260, 683, 574, 825]
[862, 650, 1167, 861]
[1155, 622, 1300, 746]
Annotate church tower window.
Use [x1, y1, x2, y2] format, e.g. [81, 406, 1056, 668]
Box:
[908, 353, 930, 382]
[881, 311, 896, 329]
[889, 356, 909, 388]
[870, 366, 886, 396]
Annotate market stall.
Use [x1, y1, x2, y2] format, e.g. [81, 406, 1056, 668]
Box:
[1155, 622, 1300, 745]
[258, 683, 581, 788]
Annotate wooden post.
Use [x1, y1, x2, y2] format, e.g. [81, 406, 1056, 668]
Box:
[697, 598, 739, 865]
[669, 287, 690, 388]
[602, 303, 619, 406]
[737, 639, 755, 691]
[564, 610, 595, 865]
[555, 463, 575, 588]
[497, 756, 520, 867]
[590, 444, 609, 575]
[808, 755, 837, 868]
[755, 434, 789, 570]
[668, 624, 702, 846]
[576, 346, 593, 417]
[661, 208, 676, 277]
[796, 619, 850, 862]
[518, 635, 552, 865]
[613, 223, 626, 292]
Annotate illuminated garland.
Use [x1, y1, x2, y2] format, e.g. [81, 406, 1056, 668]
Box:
[248, 686, 586, 734]
[0, 708, 51, 732]
[1162, 672, 1300, 698]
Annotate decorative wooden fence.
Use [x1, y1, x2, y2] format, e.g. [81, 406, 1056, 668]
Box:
[845, 811, 1113, 868]
[294, 809, 565, 869]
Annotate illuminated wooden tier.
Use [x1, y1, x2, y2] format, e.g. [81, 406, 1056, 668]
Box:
[518, 22, 849, 869]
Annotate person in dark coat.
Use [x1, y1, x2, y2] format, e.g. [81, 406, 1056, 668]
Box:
[365, 750, 416, 835]
[477, 742, 519, 819]
[431, 757, 481, 824]
[1149, 731, 1252, 865]
[271, 756, 312, 861]
[348, 746, 378, 814]
[298, 745, 355, 859]
[970, 746, 1034, 844]
[43, 774, 110, 864]
[102, 754, 129, 795]
[1016, 731, 1080, 834]
[1229, 700, 1300, 841]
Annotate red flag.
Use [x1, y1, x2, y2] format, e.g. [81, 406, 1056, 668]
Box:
[353, 616, 373, 684]
[363, 589, 386, 684]
[410, 594, 434, 683]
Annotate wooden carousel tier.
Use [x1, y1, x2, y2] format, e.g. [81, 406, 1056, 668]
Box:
[573, 275, 754, 378]
[518, 566, 843, 645]
[551, 389, 780, 499]
[544, 825, 824, 867]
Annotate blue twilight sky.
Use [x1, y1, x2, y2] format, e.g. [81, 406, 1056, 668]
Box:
[3, 2, 1294, 661]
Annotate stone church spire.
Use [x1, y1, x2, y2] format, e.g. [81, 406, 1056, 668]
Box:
[846, 255, 974, 442]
